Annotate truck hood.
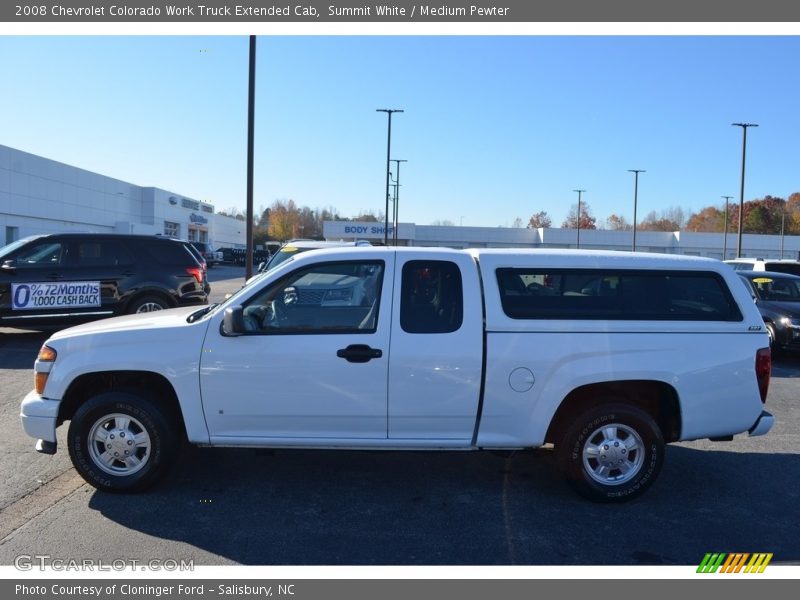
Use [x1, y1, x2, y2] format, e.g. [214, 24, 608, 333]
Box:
[47, 306, 202, 341]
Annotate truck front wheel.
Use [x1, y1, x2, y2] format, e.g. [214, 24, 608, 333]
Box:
[556, 403, 664, 503]
[67, 391, 178, 493]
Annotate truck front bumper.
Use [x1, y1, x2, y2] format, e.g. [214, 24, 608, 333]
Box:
[748, 410, 774, 437]
[20, 390, 60, 446]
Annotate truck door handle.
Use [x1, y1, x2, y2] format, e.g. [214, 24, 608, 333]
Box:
[336, 344, 383, 363]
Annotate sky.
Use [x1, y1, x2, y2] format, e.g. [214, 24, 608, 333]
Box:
[2, 34, 800, 228]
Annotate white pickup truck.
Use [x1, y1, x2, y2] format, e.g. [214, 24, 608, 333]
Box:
[21, 247, 774, 502]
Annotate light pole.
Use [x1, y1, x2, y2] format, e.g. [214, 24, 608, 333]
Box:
[377, 109, 404, 245]
[573, 189, 586, 249]
[732, 122, 758, 258]
[390, 159, 407, 246]
[721, 195, 733, 260]
[628, 170, 645, 251]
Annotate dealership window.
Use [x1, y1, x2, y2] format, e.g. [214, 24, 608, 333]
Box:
[164, 222, 180, 238]
[188, 226, 208, 243]
[496, 268, 742, 321]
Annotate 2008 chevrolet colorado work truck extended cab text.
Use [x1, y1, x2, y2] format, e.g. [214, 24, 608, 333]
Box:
[21, 247, 774, 502]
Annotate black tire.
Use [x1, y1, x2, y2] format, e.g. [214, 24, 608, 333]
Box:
[67, 391, 178, 493]
[556, 403, 664, 503]
[127, 295, 171, 314]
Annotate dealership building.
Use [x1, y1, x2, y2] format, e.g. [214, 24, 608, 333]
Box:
[3, 144, 799, 260]
[323, 220, 800, 261]
[0, 144, 246, 248]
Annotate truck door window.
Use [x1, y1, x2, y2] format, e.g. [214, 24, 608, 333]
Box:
[241, 260, 384, 334]
[400, 260, 463, 334]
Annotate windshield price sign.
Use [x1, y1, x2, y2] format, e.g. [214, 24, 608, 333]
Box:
[12, 282, 101, 310]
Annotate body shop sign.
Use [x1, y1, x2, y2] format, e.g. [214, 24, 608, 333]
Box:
[12, 282, 101, 310]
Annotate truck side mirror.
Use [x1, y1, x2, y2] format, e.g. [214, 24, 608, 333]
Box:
[221, 306, 246, 336]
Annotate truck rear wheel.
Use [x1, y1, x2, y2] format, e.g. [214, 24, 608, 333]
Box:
[556, 403, 664, 503]
[67, 391, 178, 493]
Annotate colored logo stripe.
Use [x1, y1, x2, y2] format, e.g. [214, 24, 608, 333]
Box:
[745, 553, 773, 573]
[697, 553, 772, 573]
[697, 553, 726, 573]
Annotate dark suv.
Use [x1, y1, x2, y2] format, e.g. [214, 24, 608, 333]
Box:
[190, 241, 221, 267]
[0, 233, 208, 329]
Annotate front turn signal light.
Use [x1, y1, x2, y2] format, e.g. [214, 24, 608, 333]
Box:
[34, 372, 49, 395]
[34, 345, 57, 394]
[38, 345, 57, 362]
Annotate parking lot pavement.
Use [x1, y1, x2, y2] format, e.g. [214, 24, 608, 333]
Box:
[2, 291, 799, 565]
[206, 264, 247, 303]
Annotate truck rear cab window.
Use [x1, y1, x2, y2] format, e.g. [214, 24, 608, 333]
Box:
[400, 260, 463, 333]
[496, 268, 743, 321]
[242, 260, 384, 334]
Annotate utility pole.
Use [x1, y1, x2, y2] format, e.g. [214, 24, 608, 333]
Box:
[390, 159, 407, 246]
[628, 170, 645, 251]
[721, 195, 733, 260]
[732, 123, 758, 258]
[573, 189, 586, 249]
[376, 109, 403, 245]
[245, 35, 256, 280]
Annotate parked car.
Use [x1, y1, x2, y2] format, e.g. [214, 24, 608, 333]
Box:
[182, 241, 211, 295]
[260, 239, 371, 273]
[0, 233, 207, 329]
[738, 270, 800, 351]
[725, 258, 800, 277]
[190, 241, 222, 268]
[218, 247, 271, 266]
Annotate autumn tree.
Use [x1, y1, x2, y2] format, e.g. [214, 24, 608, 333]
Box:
[562, 203, 596, 230]
[686, 206, 725, 232]
[527, 211, 552, 229]
[786, 193, 800, 234]
[605, 214, 632, 230]
[267, 199, 302, 240]
[351, 210, 381, 222]
[217, 207, 247, 221]
[637, 206, 686, 232]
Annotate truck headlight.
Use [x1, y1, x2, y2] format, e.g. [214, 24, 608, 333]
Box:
[779, 317, 800, 328]
[34, 345, 57, 395]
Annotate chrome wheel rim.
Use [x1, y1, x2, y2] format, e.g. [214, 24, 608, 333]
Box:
[582, 423, 645, 486]
[87, 413, 151, 476]
[136, 302, 164, 313]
